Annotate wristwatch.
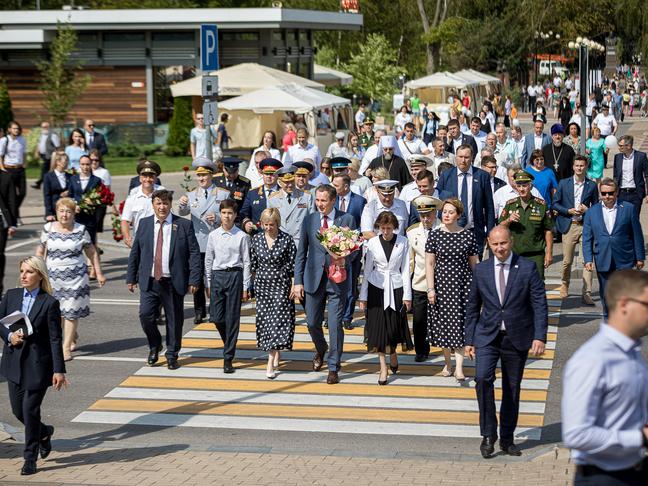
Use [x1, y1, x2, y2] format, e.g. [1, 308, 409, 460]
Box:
[426, 288, 436, 294]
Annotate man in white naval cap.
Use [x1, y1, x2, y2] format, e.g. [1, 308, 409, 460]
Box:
[367, 135, 412, 190]
[360, 179, 409, 239]
[399, 154, 434, 204]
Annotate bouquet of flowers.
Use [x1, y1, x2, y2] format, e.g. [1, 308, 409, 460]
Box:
[180, 165, 194, 192]
[111, 213, 123, 241]
[316, 226, 364, 283]
[78, 183, 115, 214]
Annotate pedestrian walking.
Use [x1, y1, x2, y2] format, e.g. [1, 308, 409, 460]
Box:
[43, 152, 71, 223]
[613, 134, 648, 218]
[0, 167, 17, 298]
[0, 121, 27, 222]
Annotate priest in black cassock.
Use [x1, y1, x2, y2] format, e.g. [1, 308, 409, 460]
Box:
[542, 123, 575, 181]
[367, 135, 412, 190]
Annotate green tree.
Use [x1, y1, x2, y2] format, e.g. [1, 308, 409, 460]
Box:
[0, 76, 13, 132]
[343, 33, 405, 105]
[165, 97, 194, 156]
[35, 22, 90, 129]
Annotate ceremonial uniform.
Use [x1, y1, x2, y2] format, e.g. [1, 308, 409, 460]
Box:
[267, 188, 314, 246]
[499, 196, 553, 278]
[213, 158, 252, 227]
[240, 158, 283, 233]
[178, 184, 231, 250]
[360, 195, 409, 236]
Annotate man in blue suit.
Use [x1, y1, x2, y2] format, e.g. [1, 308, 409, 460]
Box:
[127, 189, 202, 370]
[292, 184, 357, 384]
[332, 172, 366, 329]
[552, 156, 599, 303]
[240, 158, 281, 233]
[436, 144, 495, 257]
[613, 134, 648, 217]
[465, 225, 548, 458]
[583, 178, 645, 317]
[521, 118, 551, 168]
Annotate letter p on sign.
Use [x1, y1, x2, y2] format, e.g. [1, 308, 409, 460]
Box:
[201, 24, 219, 72]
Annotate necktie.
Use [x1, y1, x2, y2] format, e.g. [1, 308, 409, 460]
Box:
[339, 197, 346, 212]
[322, 215, 329, 229]
[204, 189, 208, 199]
[287, 194, 292, 204]
[154, 221, 164, 281]
[458, 172, 468, 227]
[89, 134, 94, 147]
[498, 263, 507, 304]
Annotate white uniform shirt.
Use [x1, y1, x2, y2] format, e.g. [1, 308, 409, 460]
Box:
[360, 198, 409, 235]
[593, 113, 617, 136]
[399, 181, 421, 204]
[121, 185, 165, 236]
[282, 143, 322, 170]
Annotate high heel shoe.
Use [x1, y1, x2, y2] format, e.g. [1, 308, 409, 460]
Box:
[441, 366, 453, 377]
[266, 371, 277, 379]
[454, 371, 466, 382]
[378, 372, 388, 386]
[389, 356, 399, 374]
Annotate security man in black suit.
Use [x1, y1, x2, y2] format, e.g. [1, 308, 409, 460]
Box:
[0, 169, 17, 297]
[84, 119, 108, 156]
[0, 256, 67, 476]
[213, 156, 251, 224]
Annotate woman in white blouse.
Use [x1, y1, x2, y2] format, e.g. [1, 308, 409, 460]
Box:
[358, 211, 413, 385]
[247, 131, 281, 183]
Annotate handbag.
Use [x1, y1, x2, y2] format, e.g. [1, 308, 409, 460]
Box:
[327, 263, 347, 283]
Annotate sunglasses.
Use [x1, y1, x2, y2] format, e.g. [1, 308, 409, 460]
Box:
[87, 124, 95, 127]
[90, 158, 100, 162]
[600, 191, 615, 196]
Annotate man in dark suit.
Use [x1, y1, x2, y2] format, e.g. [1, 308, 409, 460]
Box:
[292, 184, 357, 384]
[127, 189, 202, 370]
[0, 169, 17, 297]
[583, 178, 645, 317]
[332, 172, 366, 329]
[480, 155, 507, 195]
[0, 256, 67, 475]
[84, 119, 108, 156]
[436, 144, 495, 257]
[613, 134, 648, 217]
[521, 118, 551, 168]
[241, 158, 281, 233]
[552, 156, 599, 304]
[465, 225, 548, 458]
[445, 119, 478, 156]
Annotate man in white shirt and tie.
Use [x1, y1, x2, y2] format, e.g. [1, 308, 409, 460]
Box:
[282, 128, 322, 170]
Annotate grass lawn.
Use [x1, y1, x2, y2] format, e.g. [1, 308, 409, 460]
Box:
[25, 155, 190, 179]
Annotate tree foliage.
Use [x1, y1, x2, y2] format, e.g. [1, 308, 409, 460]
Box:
[35, 22, 91, 128]
[0, 77, 14, 132]
[165, 97, 194, 156]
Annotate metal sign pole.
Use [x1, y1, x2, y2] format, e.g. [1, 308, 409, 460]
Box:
[200, 24, 219, 163]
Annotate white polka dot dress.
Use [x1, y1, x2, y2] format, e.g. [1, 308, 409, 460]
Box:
[250, 230, 297, 351]
[425, 228, 477, 348]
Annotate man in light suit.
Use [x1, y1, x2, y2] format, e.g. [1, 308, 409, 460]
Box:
[465, 225, 548, 458]
[178, 157, 231, 324]
[292, 184, 356, 384]
[552, 156, 599, 304]
[521, 118, 551, 168]
[583, 178, 645, 317]
[127, 189, 202, 370]
[613, 134, 648, 217]
[84, 119, 108, 156]
[332, 172, 366, 329]
[436, 144, 495, 257]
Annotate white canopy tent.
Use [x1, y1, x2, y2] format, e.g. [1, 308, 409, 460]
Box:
[219, 83, 352, 149]
[169, 62, 325, 98]
[454, 69, 502, 100]
[405, 71, 479, 107]
[313, 63, 353, 86]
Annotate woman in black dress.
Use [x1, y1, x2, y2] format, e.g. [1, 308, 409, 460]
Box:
[359, 211, 413, 385]
[425, 199, 478, 381]
[250, 208, 297, 379]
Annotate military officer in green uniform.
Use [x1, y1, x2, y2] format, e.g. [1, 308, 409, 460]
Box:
[359, 117, 375, 149]
[213, 156, 251, 226]
[498, 170, 554, 279]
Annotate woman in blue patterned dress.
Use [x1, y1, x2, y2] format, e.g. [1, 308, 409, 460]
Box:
[36, 197, 105, 361]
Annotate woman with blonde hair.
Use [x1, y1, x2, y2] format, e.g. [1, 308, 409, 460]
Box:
[0, 256, 68, 475]
[36, 197, 105, 361]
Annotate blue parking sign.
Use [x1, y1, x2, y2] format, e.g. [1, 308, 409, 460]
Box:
[200, 25, 219, 72]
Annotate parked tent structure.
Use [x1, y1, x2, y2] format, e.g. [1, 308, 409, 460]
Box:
[313, 63, 353, 86]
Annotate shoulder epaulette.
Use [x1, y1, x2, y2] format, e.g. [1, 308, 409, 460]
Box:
[533, 196, 546, 204]
[239, 175, 250, 183]
[268, 191, 282, 198]
[214, 172, 224, 177]
[406, 222, 421, 232]
[505, 197, 519, 205]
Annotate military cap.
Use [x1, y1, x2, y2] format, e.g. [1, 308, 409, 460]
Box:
[137, 159, 161, 176]
[514, 170, 534, 184]
[277, 166, 296, 182]
[191, 156, 217, 175]
[330, 157, 351, 171]
[374, 179, 399, 194]
[409, 154, 433, 167]
[413, 195, 443, 213]
[293, 160, 314, 175]
[363, 117, 375, 125]
[260, 158, 283, 174]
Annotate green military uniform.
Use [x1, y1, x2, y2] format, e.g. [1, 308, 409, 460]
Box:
[499, 195, 553, 279]
[359, 117, 375, 149]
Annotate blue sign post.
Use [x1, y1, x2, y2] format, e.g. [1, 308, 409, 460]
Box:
[200, 24, 219, 72]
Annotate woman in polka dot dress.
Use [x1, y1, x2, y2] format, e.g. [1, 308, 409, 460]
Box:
[425, 199, 478, 381]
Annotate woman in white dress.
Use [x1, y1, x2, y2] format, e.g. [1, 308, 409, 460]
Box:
[247, 131, 281, 183]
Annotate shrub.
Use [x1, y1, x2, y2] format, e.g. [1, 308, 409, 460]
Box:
[166, 96, 193, 156]
[0, 76, 13, 132]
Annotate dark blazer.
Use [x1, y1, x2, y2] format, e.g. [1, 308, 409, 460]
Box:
[128, 175, 162, 193]
[445, 133, 478, 157]
[582, 201, 645, 272]
[126, 214, 202, 295]
[240, 186, 274, 228]
[465, 254, 548, 351]
[294, 209, 356, 294]
[0, 170, 17, 227]
[493, 176, 507, 192]
[86, 131, 108, 156]
[0, 288, 65, 390]
[552, 177, 599, 234]
[335, 192, 366, 227]
[68, 174, 102, 203]
[436, 166, 495, 247]
[613, 150, 648, 199]
[42, 171, 71, 218]
[522, 133, 551, 167]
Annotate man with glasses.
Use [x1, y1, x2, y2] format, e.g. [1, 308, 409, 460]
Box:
[613, 134, 648, 217]
[583, 178, 645, 316]
[190, 113, 216, 160]
[84, 119, 108, 156]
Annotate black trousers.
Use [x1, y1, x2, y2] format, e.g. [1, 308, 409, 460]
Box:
[412, 290, 430, 357]
[210, 269, 243, 361]
[5, 167, 25, 218]
[37, 155, 50, 184]
[0, 226, 8, 297]
[475, 331, 528, 441]
[139, 277, 185, 359]
[618, 189, 643, 218]
[193, 253, 207, 319]
[574, 459, 648, 486]
[7, 381, 49, 461]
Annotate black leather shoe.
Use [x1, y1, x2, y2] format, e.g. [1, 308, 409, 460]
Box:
[193, 315, 203, 325]
[500, 441, 522, 456]
[167, 358, 180, 370]
[414, 354, 427, 362]
[326, 371, 339, 384]
[312, 352, 324, 372]
[343, 321, 354, 330]
[40, 425, 54, 459]
[480, 436, 497, 458]
[223, 359, 235, 374]
[147, 345, 163, 366]
[21, 460, 37, 475]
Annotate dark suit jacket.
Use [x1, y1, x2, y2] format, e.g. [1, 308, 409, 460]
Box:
[126, 214, 202, 295]
[0, 288, 65, 390]
[552, 177, 599, 234]
[241, 186, 274, 227]
[294, 210, 357, 294]
[42, 171, 71, 218]
[445, 133, 478, 157]
[68, 174, 102, 203]
[522, 133, 552, 167]
[613, 150, 648, 199]
[86, 131, 108, 156]
[436, 166, 495, 246]
[582, 201, 645, 272]
[465, 254, 548, 351]
[0, 170, 17, 227]
[493, 177, 507, 192]
[128, 175, 162, 193]
[335, 192, 366, 227]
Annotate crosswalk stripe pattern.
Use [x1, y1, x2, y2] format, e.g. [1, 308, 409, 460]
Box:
[73, 287, 563, 439]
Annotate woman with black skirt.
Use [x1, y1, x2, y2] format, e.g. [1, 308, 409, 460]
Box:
[358, 211, 413, 385]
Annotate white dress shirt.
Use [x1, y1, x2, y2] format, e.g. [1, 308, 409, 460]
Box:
[204, 225, 251, 289]
[398, 137, 427, 158]
[457, 168, 474, 228]
[573, 179, 585, 221]
[282, 143, 322, 170]
[534, 135, 543, 150]
[602, 203, 617, 234]
[54, 170, 67, 189]
[398, 181, 421, 204]
[79, 176, 90, 191]
[337, 193, 351, 213]
[321, 208, 336, 227]
[360, 198, 409, 235]
[494, 251, 513, 330]
[151, 213, 172, 278]
[621, 151, 636, 189]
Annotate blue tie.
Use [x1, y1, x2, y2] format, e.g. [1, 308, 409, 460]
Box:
[459, 172, 468, 227]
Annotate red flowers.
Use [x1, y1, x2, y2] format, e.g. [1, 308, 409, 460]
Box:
[182, 165, 190, 172]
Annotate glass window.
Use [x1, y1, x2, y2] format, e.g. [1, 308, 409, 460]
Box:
[222, 32, 259, 42]
[154, 65, 195, 123]
[152, 32, 194, 42]
[103, 32, 145, 43]
[272, 31, 284, 42]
